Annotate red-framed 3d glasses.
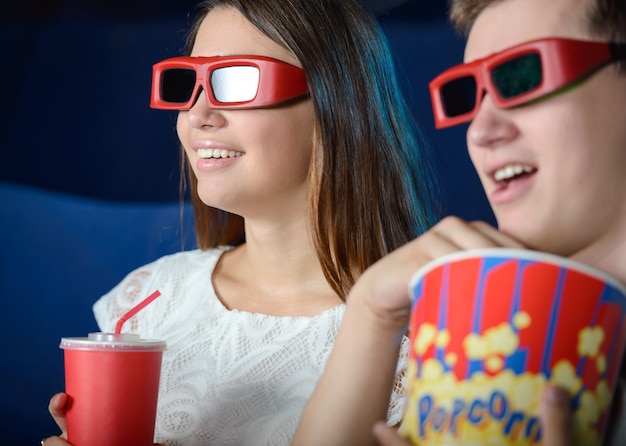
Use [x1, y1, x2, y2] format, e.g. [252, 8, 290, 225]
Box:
[150, 55, 309, 110]
[429, 38, 626, 129]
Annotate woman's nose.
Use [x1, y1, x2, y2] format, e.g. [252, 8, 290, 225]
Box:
[185, 87, 227, 129]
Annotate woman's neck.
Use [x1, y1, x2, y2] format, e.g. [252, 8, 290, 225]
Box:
[212, 217, 342, 316]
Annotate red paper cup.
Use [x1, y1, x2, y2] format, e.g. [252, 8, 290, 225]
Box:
[401, 248, 626, 445]
[60, 333, 167, 446]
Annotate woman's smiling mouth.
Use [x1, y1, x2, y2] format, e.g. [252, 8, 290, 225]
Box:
[197, 148, 245, 159]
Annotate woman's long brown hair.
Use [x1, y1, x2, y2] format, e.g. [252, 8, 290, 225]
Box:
[181, 0, 442, 299]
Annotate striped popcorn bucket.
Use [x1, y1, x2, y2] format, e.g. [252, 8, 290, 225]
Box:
[401, 248, 626, 446]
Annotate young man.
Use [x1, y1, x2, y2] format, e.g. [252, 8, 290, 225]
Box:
[293, 0, 626, 444]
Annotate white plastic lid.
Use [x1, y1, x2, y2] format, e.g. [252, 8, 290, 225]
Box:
[60, 332, 167, 351]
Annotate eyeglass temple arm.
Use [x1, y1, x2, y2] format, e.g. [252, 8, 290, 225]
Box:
[609, 42, 626, 60]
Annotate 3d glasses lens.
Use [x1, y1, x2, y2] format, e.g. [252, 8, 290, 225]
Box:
[211, 66, 260, 103]
[440, 75, 477, 118]
[491, 53, 543, 99]
[161, 68, 197, 103]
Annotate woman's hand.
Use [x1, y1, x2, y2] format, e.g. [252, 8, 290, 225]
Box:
[371, 385, 574, 446]
[41, 393, 71, 445]
[43, 393, 164, 446]
[40, 438, 72, 446]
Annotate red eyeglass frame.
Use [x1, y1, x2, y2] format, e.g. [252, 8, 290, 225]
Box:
[429, 38, 624, 129]
[150, 55, 309, 110]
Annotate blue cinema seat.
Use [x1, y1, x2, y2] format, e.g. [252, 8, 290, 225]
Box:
[0, 182, 195, 444]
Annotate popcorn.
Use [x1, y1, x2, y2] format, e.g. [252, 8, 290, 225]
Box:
[444, 352, 458, 367]
[578, 326, 604, 357]
[550, 360, 583, 395]
[486, 323, 519, 357]
[436, 329, 451, 349]
[596, 355, 607, 374]
[484, 354, 504, 373]
[415, 323, 437, 356]
[463, 333, 488, 360]
[513, 311, 531, 330]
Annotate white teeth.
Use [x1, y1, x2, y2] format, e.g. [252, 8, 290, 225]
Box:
[197, 148, 243, 159]
[494, 164, 534, 181]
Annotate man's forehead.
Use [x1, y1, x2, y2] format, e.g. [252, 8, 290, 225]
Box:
[463, 0, 587, 63]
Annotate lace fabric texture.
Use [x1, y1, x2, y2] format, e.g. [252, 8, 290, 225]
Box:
[94, 247, 408, 445]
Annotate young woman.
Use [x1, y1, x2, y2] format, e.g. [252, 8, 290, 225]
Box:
[44, 0, 441, 444]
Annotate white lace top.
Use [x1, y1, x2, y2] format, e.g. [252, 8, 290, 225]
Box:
[93, 247, 408, 446]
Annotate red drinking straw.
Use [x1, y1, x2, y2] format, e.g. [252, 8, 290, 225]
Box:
[114, 290, 162, 335]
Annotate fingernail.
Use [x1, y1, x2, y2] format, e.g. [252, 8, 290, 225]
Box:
[545, 385, 569, 405]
